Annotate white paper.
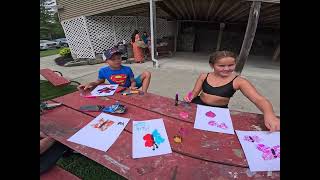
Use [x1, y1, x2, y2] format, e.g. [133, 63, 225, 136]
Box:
[194, 104, 235, 134]
[132, 119, 172, 158]
[67, 113, 129, 151]
[90, 84, 119, 96]
[236, 130, 280, 172]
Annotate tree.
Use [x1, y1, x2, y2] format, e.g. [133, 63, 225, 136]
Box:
[40, 0, 65, 40]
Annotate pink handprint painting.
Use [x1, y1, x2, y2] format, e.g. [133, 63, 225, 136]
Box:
[256, 144, 280, 160]
[194, 105, 235, 134]
[236, 130, 280, 172]
[208, 120, 228, 129]
[243, 135, 280, 160]
[205, 111, 216, 118]
[243, 135, 263, 143]
[206, 110, 228, 129]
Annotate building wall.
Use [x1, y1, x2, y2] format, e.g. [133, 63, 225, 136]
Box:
[178, 22, 280, 56]
[61, 16, 95, 59]
[61, 15, 171, 59]
[56, 0, 148, 21]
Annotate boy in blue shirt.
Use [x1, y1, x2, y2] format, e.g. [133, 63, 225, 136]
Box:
[78, 47, 151, 92]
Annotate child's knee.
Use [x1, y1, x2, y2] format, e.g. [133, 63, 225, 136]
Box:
[143, 71, 151, 78]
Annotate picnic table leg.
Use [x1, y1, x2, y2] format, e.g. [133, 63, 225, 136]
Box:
[70, 81, 81, 86]
[53, 71, 63, 77]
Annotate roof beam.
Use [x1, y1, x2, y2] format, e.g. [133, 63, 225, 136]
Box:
[157, 2, 178, 19]
[213, 0, 230, 19]
[189, 0, 197, 19]
[163, 0, 183, 19]
[227, 4, 250, 21]
[180, 0, 192, 19]
[218, 1, 242, 21]
[206, 0, 216, 20]
[170, 0, 186, 19]
[243, 0, 280, 3]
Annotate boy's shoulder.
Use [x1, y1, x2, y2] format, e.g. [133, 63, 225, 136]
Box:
[120, 65, 132, 70]
[99, 65, 132, 72]
[99, 66, 109, 72]
[119, 65, 133, 73]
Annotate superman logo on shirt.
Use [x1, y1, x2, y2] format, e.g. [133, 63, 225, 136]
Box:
[110, 74, 127, 85]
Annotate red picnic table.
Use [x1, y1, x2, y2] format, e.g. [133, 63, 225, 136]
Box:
[40, 90, 280, 180]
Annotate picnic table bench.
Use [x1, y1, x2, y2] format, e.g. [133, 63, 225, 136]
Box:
[40, 90, 280, 179]
[40, 68, 80, 87]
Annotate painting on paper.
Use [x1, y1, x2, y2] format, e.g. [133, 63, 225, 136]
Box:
[68, 113, 129, 151]
[194, 105, 235, 134]
[236, 130, 280, 172]
[132, 119, 172, 158]
[90, 84, 119, 96]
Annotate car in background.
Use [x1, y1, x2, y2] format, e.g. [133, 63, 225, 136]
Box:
[54, 38, 69, 47]
[40, 40, 60, 50]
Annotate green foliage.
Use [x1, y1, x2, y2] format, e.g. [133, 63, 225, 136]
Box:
[59, 48, 71, 57]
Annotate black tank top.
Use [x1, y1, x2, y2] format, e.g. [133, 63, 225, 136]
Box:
[202, 73, 238, 98]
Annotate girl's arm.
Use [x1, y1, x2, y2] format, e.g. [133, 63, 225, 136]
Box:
[184, 73, 206, 102]
[235, 77, 280, 131]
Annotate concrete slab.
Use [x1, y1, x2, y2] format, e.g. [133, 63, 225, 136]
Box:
[40, 52, 279, 116]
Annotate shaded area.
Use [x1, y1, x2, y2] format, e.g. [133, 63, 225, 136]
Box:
[54, 56, 74, 66]
[102, 0, 280, 29]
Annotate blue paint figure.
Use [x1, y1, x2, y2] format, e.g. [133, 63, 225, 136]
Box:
[152, 129, 165, 145]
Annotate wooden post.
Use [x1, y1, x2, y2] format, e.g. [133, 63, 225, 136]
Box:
[174, 21, 179, 53]
[216, 23, 225, 51]
[235, 1, 261, 73]
[149, 0, 159, 68]
[272, 43, 280, 62]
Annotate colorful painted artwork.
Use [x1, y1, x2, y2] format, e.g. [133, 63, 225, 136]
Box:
[67, 113, 129, 151]
[194, 105, 235, 134]
[90, 84, 119, 96]
[132, 119, 172, 158]
[91, 118, 114, 131]
[236, 130, 280, 172]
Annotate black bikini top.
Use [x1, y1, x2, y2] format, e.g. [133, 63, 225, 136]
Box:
[202, 73, 238, 98]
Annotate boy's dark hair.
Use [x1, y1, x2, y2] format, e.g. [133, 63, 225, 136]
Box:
[102, 47, 122, 61]
[209, 51, 237, 64]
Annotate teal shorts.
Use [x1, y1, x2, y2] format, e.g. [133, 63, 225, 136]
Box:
[134, 75, 142, 89]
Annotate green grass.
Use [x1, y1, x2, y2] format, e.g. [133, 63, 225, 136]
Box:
[40, 48, 60, 57]
[41, 80, 126, 180]
[40, 80, 78, 101]
[57, 154, 126, 180]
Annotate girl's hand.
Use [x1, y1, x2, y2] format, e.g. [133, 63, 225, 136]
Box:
[264, 114, 280, 132]
[184, 93, 193, 102]
[183, 95, 191, 102]
[184, 92, 193, 102]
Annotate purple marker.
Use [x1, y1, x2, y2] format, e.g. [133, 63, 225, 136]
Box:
[175, 93, 178, 106]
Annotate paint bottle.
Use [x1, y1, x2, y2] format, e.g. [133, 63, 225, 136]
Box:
[175, 93, 178, 106]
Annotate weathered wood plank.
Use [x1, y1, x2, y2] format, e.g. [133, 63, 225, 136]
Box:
[235, 1, 261, 73]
